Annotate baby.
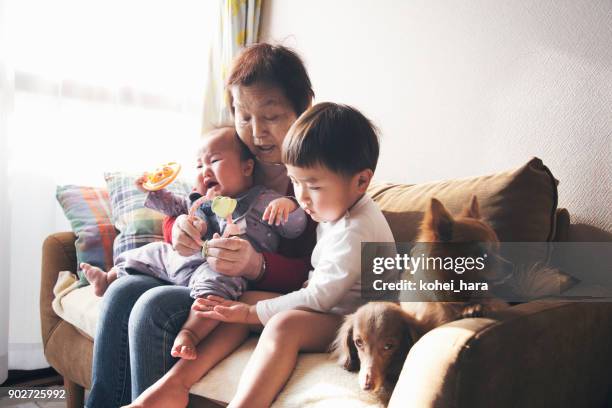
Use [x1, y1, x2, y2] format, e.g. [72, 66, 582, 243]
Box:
[81, 126, 307, 359]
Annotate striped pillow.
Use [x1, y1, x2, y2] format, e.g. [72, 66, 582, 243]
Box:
[56, 185, 117, 285]
[104, 172, 191, 261]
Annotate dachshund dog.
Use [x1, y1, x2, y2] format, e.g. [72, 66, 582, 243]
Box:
[331, 302, 422, 404]
[333, 196, 510, 402]
[331, 300, 489, 404]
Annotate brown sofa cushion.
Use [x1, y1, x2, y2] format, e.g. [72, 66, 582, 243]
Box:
[368, 157, 558, 263]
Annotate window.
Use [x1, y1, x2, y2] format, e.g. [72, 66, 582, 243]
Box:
[2, 0, 218, 369]
[7, 0, 217, 183]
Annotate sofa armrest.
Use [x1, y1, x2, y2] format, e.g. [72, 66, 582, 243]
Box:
[40, 232, 77, 349]
[389, 301, 612, 408]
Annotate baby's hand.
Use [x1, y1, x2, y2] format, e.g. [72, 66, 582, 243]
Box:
[135, 172, 149, 193]
[263, 197, 298, 226]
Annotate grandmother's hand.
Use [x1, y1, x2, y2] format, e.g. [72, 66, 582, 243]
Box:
[205, 233, 264, 279]
[172, 214, 205, 256]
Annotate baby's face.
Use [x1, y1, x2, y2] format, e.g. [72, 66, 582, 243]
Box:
[197, 130, 253, 198]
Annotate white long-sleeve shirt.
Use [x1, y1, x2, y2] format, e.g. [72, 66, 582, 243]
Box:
[256, 194, 396, 324]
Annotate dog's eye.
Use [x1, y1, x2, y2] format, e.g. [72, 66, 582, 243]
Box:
[354, 338, 364, 348]
[384, 343, 394, 351]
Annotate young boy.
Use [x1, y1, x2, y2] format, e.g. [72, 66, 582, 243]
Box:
[81, 127, 307, 360]
[193, 103, 397, 407]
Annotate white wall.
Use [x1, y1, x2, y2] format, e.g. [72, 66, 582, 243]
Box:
[261, 0, 611, 232]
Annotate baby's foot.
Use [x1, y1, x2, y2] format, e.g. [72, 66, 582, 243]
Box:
[171, 330, 198, 360]
[81, 263, 111, 297]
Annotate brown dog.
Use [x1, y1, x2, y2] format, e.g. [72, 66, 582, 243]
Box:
[331, 302, 421, 403]
[402, 196, 510, 331]
[332, 196, 509, 402]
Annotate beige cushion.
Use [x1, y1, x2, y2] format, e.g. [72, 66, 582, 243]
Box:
[368, 157, 558, 263]
[55, 284, 101, 339]
[55, 286, 381, 407]
[194, 338, 381, 408]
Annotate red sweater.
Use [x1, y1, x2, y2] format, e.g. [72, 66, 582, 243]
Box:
[162, 185, 316, 293]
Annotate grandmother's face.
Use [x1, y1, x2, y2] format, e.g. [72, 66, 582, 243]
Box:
[231, 83, 298, 164]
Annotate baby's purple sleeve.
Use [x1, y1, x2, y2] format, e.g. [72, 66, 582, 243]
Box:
[276, 205, 308, 239]
[144, 189, 190, 217]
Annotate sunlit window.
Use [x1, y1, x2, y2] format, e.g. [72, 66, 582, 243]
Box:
[6, 0, 217, 184]
[1, 1, 219, 369]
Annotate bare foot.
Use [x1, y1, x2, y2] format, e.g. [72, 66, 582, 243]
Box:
[81, 263, 114, 297]
[121, 374, 190, 408]
[171, 330, 198, 360]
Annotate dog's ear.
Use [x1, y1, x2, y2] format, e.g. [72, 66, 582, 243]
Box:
[461, 195, 481, 219]
[423, 198, 454, 242]
[386, 312, 419, 386]
[331, 314, 360, 372]
[400, 312, 423, 346]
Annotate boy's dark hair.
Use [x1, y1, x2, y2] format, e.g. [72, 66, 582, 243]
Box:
[282, 102, 380, 176]
[226, 43, 314, 116]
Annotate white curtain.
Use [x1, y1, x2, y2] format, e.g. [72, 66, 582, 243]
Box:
[0, 0, 10, 384]
[202, 0, 262, 132]
[2, 0, 217, 370]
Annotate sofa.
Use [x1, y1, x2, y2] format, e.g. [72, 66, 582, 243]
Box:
[40, 157, 612, 407]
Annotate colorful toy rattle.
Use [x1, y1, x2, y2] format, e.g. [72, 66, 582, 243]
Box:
[141, 162, 182, 191]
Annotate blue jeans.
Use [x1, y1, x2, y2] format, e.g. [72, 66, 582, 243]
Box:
[86, 274, 192, 408]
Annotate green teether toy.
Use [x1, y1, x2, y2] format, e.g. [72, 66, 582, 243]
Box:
[211, 196, 237, 218]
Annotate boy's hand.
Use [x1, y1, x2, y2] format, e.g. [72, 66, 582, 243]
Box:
[135, 172, 149, 193]
[192, 295, 260, 324]
[262, 197, 298, 226]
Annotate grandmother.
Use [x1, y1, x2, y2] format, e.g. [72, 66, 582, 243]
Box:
[85, 43, 317, 408]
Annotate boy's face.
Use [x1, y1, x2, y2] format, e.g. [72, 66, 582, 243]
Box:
[197, 130, 254, 198]
[286, 164, 365, 223]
